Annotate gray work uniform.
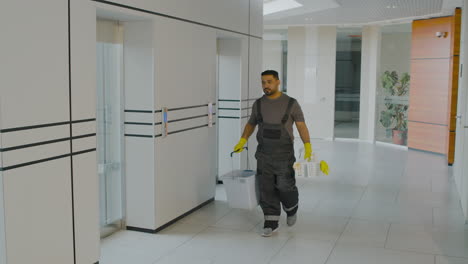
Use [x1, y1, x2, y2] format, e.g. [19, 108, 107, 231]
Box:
[248, 93, 304, 222]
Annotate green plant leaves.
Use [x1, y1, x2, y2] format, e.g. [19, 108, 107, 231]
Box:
[379, 71, 410, 132]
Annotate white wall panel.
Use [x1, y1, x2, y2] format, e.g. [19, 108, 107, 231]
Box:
[0, 114, 5, 264]
[250, 0, 264, 38]
[153, 16, 217, 227]
[247, 37, 264, 170]
[125, 137, 155, 229]
[72, 152, 100, 264]
[3, 160, 74, 264]
[0, 0, 69, 129]
[287, 26, 337, 140]
[108, 0, 250, 35]
[1, 126, 69, 149]
[0, 1, 76, 263]
[454, 0, 468, 222]
[2, 142, 69, 168]
[124, 21, 154, 111]
[70, 1, 100, 263]
[154, 18, 216, 108]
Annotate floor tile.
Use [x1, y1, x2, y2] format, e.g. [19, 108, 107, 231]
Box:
[269, 238, 334, 264]
[386, 223, 468, 258]
[326, 245, 435, 264]
[436, 255, 468, 264]
[338, 219, 390, 248]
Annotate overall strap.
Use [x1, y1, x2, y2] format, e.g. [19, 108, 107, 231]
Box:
[256, 99, 263, 124]
[281, 98, 295, 124]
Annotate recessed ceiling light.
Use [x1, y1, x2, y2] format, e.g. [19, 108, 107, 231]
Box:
[264, 0, 303, 16]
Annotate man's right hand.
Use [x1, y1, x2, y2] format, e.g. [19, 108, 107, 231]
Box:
[233, 138, 247, 153]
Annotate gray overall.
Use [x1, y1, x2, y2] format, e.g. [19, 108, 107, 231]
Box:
[255, 98, 299, 222]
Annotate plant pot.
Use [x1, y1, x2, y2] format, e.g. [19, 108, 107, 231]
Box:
[392, 130, 407, 145]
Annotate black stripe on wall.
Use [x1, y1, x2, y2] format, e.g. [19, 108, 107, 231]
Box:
[218, 116, 240, 119]
[0, 148, 97, 172]
[0, 118, 96, 133]
[167, 104, 213, 112]
[124, 122, 153, 126]
[124, 134, 153, 138]
[124, 109, 153, 113]
[218, 99, 240, 102]
[91, 0, 262, 39]
[218, 108, 241, 111]
[0, 133, 96, 152]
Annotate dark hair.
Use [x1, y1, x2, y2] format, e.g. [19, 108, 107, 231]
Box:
[261, 70, 279, 80]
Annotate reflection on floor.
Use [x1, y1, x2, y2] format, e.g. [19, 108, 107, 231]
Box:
[101, 140, 468, 264]
[334, 121, 359, 139]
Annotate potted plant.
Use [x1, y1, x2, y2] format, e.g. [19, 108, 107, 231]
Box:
[379, 71, 410, 145]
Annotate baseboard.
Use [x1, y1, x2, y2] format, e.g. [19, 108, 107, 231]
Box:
[407, 147, 446, 157]
[126, 226, 156, 234]
[126, 197, 215, 234]
[376, 141, 408, 150]
[334, 138, 361, 142]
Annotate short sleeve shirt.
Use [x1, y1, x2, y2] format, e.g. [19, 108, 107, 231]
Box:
[248, 93, 305, 140]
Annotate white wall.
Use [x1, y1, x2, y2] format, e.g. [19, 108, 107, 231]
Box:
[217, 39, 243, 177]
[152, 15, 218, 227]
[123, 20, 156, 230]
[0, 1, 75, 263]
[71, 0, 101, 263]
[247, 37, 264, 170]
[454, 0, 468, 222]
[287, 26, 337, 140]
[103, 0, 263, 37]
[263, 40, 284, 82]
[0, 117, 5, 264]
[0, 0, 263, 263]
[359, 25, 381, 142]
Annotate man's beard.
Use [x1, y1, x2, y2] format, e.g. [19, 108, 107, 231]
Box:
[264, 88, 275, 95]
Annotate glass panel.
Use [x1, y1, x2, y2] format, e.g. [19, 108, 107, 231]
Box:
[97, 20, 124, 230]
[334, 28, 362, 138]
[375, 23, 412, 146]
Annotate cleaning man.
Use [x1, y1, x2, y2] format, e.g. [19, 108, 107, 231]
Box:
[233, 70, 329, 237]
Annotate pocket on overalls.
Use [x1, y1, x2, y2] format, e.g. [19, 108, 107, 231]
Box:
[263, 128, 281, 139]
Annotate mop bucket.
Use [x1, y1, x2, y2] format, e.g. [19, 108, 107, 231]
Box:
[221, 147, 259, 210]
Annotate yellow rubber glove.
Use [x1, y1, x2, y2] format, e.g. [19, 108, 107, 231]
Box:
[233, 138, 247, 153]
[304, 142, 313, 161]
[320, 160, 330, 175]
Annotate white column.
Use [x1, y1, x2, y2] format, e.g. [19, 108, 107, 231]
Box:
[359, 25, 381, 142]
[454, 0, 468, 222]
[0, 98, 5, 264]
[287, 26, 337, 140]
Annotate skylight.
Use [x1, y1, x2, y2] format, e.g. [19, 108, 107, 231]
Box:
[264, 0, 303, 16]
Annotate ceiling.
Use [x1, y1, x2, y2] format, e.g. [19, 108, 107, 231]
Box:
[264, 0, 463, 27]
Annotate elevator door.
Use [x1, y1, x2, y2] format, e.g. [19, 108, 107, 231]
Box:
[97, 19, 124, 237]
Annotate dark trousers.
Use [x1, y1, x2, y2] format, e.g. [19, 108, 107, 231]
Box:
[256, 152, 299, 222]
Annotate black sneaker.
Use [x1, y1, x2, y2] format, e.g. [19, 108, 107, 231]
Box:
[262, 221, 279, 237]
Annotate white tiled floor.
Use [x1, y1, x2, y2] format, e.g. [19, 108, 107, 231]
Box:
[100, 140, 468, 264]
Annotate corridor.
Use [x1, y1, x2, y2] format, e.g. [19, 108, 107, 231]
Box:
[100, 140, 468, 264]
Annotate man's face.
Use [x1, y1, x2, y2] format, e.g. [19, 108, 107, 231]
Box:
[261, 75, 280, 96]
